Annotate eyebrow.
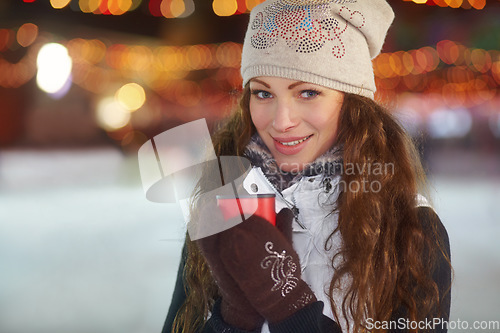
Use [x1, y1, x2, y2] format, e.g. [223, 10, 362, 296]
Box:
[249, 78, 270, 88]
[287, 81, 306, 90]
[249, 78, 307, 90]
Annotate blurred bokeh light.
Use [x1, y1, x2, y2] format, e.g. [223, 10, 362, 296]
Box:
[116, 83, 146, 111]
[36, 43, 73, 96]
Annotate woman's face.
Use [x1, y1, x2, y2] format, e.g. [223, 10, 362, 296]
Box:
[249, 76, 344, 172]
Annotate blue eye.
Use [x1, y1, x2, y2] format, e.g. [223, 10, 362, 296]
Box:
[251, 90, 273, 99]
[300, 90, 320, 98]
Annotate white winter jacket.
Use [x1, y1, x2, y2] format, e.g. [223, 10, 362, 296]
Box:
[242, 166, 433, 332]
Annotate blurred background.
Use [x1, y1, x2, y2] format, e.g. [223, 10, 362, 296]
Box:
[0, 0, 499, 332]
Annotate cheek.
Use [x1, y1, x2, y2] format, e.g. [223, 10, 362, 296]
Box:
[309, 108, 341, 140]
[250, 104, 271, 131]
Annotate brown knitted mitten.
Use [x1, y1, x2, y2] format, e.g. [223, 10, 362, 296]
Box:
[218, 209, 317, 324]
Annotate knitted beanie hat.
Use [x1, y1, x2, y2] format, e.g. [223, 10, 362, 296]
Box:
[240, 0, 395, 99]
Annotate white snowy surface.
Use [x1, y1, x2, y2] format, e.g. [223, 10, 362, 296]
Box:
[0, 148, 498, 332]
[0, 148, 186, 333]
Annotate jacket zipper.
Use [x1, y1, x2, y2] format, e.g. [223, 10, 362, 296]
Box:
[256, 168, 307, 229]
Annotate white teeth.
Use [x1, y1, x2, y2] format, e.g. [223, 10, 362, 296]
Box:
[280, 136, 311, 146]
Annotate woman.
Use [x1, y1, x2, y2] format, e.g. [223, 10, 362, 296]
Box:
[163, 0, 451, 332]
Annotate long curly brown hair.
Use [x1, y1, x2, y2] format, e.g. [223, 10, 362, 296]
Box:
[172, 87, 450, 333]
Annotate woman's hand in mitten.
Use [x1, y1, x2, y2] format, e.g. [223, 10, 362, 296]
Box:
[218, 209, 317, 324]
[197, 232, 264, 331]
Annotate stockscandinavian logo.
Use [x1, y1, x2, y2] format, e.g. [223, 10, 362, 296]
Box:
[138, 118, 256, 241]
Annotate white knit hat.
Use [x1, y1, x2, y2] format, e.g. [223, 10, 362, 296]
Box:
[240, 0, 395, 98]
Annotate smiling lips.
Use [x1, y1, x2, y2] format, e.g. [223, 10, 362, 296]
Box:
[273, 134, 313, 155]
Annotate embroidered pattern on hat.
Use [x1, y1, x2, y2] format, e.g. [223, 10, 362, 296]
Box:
[250, 0, 365, 58]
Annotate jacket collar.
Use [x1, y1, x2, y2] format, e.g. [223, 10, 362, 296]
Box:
[244, 134, 343, 192]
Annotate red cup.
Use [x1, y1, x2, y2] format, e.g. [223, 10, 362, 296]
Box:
[216, 194, 276, 226]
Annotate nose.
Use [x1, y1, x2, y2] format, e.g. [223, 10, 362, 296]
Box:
[272, 99, 299, 133]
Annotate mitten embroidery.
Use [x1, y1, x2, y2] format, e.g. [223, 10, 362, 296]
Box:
[260, 241, 299, 297]
[288, 291, 315, 311]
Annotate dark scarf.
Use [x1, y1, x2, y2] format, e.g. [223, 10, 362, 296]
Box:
[244, 134, 343, 192]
